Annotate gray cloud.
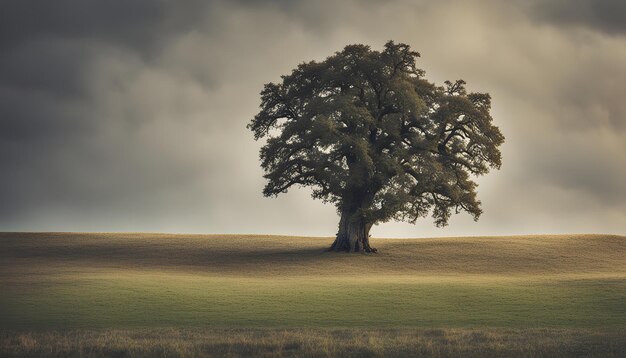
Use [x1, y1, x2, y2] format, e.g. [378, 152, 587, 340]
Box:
[529, 0, 626, 35]
[0, 0, 211, 52]
[1, 0, 625, 236]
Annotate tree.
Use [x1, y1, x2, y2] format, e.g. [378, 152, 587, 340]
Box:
[248, 41, 504, 253]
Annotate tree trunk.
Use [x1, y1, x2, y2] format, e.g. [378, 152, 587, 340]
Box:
[329, 209, 377, 253]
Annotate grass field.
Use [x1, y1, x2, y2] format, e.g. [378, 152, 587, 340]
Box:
[1, 232, 625, 356]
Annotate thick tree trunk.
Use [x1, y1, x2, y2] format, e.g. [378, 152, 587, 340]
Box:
[329, 209, 377, 253]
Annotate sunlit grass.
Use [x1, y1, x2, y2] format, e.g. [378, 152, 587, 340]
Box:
[2, 270, 624, 329]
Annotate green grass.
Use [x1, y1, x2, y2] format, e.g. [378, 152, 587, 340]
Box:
[2, 273, 625, 329]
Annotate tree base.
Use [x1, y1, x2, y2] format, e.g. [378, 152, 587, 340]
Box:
[326, 245, 378, 253]
[328, 236, 378, 253]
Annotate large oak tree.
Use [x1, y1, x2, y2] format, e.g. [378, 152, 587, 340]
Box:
[249, 41, 504, 252]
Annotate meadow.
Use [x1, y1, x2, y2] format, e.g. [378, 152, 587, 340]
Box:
[1, 233, 625, 356]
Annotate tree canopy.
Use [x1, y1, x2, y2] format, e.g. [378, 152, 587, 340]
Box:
[249, 41, 504, 252]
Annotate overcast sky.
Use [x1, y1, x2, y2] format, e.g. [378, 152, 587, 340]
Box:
[1, 0, 625, 237]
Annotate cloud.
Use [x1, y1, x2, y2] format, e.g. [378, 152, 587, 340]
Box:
[0, 0, 212, 53]
[529, 0, 626, 35]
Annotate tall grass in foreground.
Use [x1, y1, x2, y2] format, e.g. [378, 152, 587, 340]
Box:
[1, 328, 624, 357]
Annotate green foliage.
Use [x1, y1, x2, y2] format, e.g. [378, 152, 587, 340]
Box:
[249, 41, 504, 227]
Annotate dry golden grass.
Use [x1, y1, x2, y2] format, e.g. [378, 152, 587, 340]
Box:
[1, 328, 625, 357]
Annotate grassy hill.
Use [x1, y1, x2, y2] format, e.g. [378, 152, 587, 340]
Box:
[1, 233, 625, 356]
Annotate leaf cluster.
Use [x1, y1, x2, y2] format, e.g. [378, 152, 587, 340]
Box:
[249, 41, 504, 226]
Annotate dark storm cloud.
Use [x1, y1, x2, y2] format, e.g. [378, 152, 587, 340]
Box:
[0, 0, 210, 52]
[0, 0, 215, 96]
[0, 0, 212, 145]
[530, 0, 626, 35]
[0, 0, 211, 224]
